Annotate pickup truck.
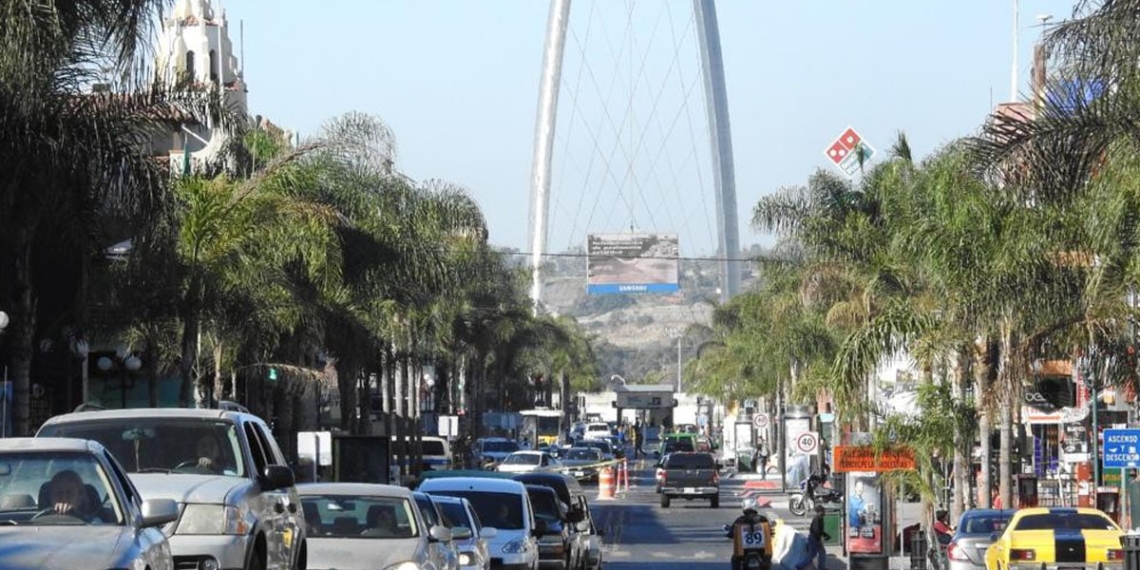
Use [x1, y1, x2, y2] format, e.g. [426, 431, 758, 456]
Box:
[659, 451, 719, 508]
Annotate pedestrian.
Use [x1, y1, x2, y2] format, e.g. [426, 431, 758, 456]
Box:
[809, 504, 832, 570]
[633, 423, 644, 458]
[755, 437, 769, 479]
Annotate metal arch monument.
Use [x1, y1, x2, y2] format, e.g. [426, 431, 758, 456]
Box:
[526, 0, 742, 312]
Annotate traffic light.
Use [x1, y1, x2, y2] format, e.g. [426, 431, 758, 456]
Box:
[268, 367, 278, 382]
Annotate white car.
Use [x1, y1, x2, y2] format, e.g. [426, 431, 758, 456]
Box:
[583, 423, 610, 441]
[299, 483, 454, 570]
[418, 477, 543, 570]
[432, 495, 495, 570]
[0, 437, 178, 570]
[497, 451, 564, 474]
[474, 437, 520, 467]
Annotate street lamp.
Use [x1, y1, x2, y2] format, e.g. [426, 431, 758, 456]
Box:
[1079, 350, 1114, 488]
[666, 327, 683, 394]
[98, 345, 142, 409]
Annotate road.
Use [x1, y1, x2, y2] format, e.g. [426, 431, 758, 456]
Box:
[587, 458, 800, 570]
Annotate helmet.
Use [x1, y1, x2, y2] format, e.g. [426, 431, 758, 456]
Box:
[741, 497, 760, 514]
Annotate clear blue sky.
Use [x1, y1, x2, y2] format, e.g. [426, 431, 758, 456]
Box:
[216, 0, 1078, 255]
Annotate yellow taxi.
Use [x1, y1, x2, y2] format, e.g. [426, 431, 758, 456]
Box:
[985, 507, 1123, 570]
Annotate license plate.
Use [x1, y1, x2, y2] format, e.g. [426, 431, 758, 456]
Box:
[738, 528, 766, 547]
[684, 487, 697, 494]
[574, 471, 586, 477]
[1057, 566, 1085, 570]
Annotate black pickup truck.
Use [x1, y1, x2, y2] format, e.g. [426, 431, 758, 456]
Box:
[659, 451, 720, 508]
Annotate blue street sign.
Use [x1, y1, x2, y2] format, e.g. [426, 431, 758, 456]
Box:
[1102, 429, 1140, 468]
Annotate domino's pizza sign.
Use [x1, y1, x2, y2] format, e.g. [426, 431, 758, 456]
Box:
[825, 126, 876, 178]
[1102, 429, 1140, 468]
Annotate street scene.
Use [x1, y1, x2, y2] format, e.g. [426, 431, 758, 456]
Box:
[3, 0, 1140, 569]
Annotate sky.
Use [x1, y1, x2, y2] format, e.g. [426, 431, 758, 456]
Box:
[209, 0, 1080, 256]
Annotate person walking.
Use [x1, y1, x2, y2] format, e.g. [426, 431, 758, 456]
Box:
[809, 504, 832, 570]
[633, 422, 644, 459]
[755, 437, 769, 479]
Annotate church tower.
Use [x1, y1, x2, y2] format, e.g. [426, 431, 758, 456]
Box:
[155, 0, 248, 173]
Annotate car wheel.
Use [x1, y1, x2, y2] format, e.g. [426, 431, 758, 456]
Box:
[294, 540, 307, 570]
[245, 542, 267, 570]
[661, 494, 671, 508]
[711, 494, 720, 508]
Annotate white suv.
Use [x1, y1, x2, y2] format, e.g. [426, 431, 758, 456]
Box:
[38, 408, 306, 570]
[419, 477, 542, 570]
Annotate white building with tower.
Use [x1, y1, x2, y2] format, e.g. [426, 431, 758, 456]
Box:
[152, 0, 251, 175]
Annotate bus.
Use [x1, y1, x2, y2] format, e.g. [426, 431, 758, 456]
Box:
[519, 408, 563, 447]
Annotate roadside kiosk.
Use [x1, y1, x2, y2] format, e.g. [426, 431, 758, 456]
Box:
[832, 442, 916, 570]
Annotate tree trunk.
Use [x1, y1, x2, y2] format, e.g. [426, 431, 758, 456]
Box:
[395, 351, 407, 477]
[146, 343, 159, 408]
[975, 337, 996, 508]
[336, 361, 355, 432]
[997, 324, 1015, 510]
[10, 235, 36, 436]
[213, 341, 225, 403]
[178, 276, 201, 407]
[952, 346, 970, 519]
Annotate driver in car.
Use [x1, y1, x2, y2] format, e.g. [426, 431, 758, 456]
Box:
[192, 434, 230, 473]
[46, 469, 102, 522]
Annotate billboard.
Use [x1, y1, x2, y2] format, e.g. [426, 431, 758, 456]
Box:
[586, 232, 679, 295]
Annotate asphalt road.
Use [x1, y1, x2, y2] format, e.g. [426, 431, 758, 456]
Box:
[587, 458, 799, 570]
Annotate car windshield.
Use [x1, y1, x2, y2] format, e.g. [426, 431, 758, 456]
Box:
[301, 494, 419, 539]
[0, 451, 124, 526]
[1016, 512, 1117, 531]
[504, 453, 540, 465]
[422, 441, 446, 455]
[527, 490, 563, 522]
[484, 441, 519, 453]
[430, 491, 525, 530]
[664, 440, 694, 453]
[565, 449, 599, 461]
[959, 513, 1012, 535]
[39, 418, 247, 477]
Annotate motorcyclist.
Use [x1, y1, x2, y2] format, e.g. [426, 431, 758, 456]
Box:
[726, 498, 773, 570]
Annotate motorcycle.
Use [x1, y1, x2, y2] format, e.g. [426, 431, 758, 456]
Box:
[723, 516, 772, 570]
[788, 473, 842, 517]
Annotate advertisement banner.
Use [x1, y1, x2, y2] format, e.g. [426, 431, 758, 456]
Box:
[846, 471, 884, 555]
[586, 233, 680, 295]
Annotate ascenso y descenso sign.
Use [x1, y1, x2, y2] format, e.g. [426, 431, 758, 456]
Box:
[832, 446, 916, 472]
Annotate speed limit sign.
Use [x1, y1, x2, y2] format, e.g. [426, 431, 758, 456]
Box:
[752, 413, 769, 429]
[795, 431, 819, 454]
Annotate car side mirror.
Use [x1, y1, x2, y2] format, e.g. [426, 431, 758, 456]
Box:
[480, 526, 499, 539]
[451, 526, 473, 540]
[989, 532, 1000, 542]
[140, 498, 179, 528]
[532, 518, 548, 538]
[429, 525, 453, 543]
[261, 465, 295, 491]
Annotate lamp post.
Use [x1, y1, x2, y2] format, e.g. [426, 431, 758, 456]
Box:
[1080, 350, 1113, 489]
[97, 344, 141, 409]
[667, 327, 683, 393]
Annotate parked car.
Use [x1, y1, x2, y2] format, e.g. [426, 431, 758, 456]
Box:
[561, 448, 604, 483]
[298, 482, 453, 570]
[417, 477, 543, 570]
[432, 495, 494, 570]
[497, 451, 564, 474]
[984, 507, 1122, 570]
[37, 407, 306, 570]
[414, 491, 461, 570]
[0, 437, 178, 570]
[946, 508, 1015, 570]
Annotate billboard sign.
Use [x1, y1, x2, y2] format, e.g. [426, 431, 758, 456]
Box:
[825, 126, 876, 178]
[586, 232, 680, 295]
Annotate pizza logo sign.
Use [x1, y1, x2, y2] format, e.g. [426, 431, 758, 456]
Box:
[825, 126, 875, 177]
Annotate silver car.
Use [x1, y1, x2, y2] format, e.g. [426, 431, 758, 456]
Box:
[946, 508, 1016, 570]
[0, 437, 178, 570]
[38, 408, 306, 570]
[432, 495, 495, 570]
[299, 483, 454, 570]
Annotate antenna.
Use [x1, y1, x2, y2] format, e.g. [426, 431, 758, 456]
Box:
[1036, 13, 1053, 27]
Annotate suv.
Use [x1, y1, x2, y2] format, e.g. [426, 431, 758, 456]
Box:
[658, 452, 720, 508]
[38, 408, 306, 570]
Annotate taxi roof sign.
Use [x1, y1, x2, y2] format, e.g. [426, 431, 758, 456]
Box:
[832, 445, 916, 472]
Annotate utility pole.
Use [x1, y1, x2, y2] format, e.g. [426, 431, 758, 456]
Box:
[1011, 0, 1019, 101]
[666, 328, 683, 393]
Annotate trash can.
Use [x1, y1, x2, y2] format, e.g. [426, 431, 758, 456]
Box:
[824, 512, 842, 547]
[909, 529, 927, 570]
[736, 450, 755, 472]
[1120, 534, 1140, 570]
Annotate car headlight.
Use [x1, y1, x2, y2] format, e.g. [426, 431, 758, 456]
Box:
[382, 562, 422, 570]
[176, 504, 251, 535]
[502, 538, 530, 554]
[458, 552, 474, 566]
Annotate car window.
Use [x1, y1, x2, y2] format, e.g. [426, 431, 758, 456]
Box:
[666, 453, 714, 469]
[423, 441, 446, 455]
[483, 441, 520, 453]
[504, 454, 540, 465]
[415, 495, 440, 527]
[1016, 512, 1117, 531]
[302, 494, 418, 538]
[39, 418, 247, 477]
[101, 450, 136, 506]
[0, 451, 124, 526]
[527, 490, 564, 522]
[244, 423, 270, 475]
[566, 449, 599, 460]
[437, 500, 472, 530]
[960, 514, 1011, 535]
[252, 423, 286, 466]
[431, 491, 525, 530]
